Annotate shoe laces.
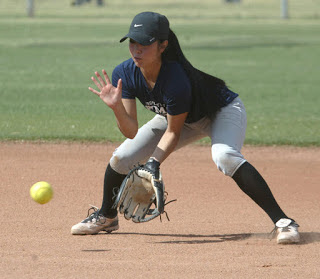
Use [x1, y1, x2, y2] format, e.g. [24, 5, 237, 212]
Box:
[280, 222, 299, 232]
[84, 205, 106, 224]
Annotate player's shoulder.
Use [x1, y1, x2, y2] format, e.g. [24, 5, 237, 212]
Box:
[163, 60, 185, 74]
[114, 58, 135, 73]
[161, 60, 190, 88]
[112, 58, 136, 83]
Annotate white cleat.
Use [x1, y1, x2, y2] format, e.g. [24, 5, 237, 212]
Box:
[275, 218, 300, 244]
[71, 205, 119, 235]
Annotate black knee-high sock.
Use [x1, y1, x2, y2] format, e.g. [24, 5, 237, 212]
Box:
[232, 162, 288, 224]
[99, 164, 127, 218]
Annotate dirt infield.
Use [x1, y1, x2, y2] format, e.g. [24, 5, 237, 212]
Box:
[1, 142, 320, 279]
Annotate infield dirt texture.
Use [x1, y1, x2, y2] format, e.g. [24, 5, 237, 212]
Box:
[1, 142, 320, 278]
[1, 0, 320, 278]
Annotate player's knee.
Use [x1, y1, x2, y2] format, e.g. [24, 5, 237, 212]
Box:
[110, 153, 131, 175]
[211, 144, 246, 177]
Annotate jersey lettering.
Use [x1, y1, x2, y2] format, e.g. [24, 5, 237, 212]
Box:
[145, 101, 167, 116]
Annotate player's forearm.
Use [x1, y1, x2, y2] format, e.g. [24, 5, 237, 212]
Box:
[151, 130, 180, 163]
[113, 104, 138, 139]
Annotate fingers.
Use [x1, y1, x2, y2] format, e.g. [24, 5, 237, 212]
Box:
[88, 87, 100, 96]
[91, 76, 102, 90]
[102, 69, 111, 84]
[95, 71, 106, 87]
[117, 78, 122, 91]
[90, 70, 112, 96]
[91, 70, 110, 91]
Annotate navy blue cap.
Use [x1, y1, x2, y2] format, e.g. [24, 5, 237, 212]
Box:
[120, 12, 169, 46]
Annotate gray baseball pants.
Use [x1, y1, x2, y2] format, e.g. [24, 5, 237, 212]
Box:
[110, 97, 247, 177]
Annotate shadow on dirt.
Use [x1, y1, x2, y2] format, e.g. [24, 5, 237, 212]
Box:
[108, 232, 252, 244]
[299, 232, 320, 245]
[106, 231, 320, 245]
[81, 249, 111, 252]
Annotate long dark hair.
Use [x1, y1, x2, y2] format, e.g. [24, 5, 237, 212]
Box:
[161, 29, 226, 120]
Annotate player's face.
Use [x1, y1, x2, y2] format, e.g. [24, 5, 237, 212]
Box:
[129, 39, 166, 69]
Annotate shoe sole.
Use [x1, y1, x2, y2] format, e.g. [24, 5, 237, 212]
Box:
[277, 237, 300, 244]
[71, 221, 119, 235]
[104, 224, 119, 234]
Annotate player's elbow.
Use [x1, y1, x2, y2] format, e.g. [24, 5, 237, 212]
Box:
[123, 127, 138, 139]
[126, 132, 136, 139]
[118, 121, 138, 139]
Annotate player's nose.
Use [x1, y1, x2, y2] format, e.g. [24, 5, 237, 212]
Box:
[134, 45, 142, 54]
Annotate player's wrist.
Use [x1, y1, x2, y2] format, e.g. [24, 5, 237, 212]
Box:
[145, 158, 161, 180]
[145, 157, 160, 172]
[149, 157, 160, 164]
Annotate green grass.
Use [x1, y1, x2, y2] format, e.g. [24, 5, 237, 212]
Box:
[0, 0, 319, 145]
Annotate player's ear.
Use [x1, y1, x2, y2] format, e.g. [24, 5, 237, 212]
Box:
[159, 40, 168, 53]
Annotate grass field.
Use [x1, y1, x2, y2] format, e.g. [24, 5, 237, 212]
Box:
[0, 0, 319, 145]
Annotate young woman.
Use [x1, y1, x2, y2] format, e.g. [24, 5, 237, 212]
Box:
[71, 12, 300, 244]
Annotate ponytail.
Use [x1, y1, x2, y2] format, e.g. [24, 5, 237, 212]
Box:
[162, 29, 190, 68]
[162, 29, 226, 119]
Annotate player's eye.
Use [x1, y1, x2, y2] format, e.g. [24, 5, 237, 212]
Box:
[129, 39, 137, 44]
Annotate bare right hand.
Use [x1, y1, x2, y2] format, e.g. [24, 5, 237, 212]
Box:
[88, 69, 122, 109]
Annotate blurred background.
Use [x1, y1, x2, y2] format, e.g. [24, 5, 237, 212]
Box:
[0, 0, 319, 145]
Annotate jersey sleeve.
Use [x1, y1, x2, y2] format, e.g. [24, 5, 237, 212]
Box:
[112, 63, 135, 99]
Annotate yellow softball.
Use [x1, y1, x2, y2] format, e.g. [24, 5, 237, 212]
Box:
[30, 181, 53, 204]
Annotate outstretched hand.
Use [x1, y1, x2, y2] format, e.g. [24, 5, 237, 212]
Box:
[88, 69, 122, 109]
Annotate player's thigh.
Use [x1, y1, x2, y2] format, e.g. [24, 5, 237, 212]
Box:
[110, 115, 167, 174]
[210, 97, 247, 150]
[175, 117, 210, 150]
[210, 98, 247, 176]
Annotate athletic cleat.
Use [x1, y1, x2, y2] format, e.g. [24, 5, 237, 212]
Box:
[71, 205, 119, 235]
[274, 218, 300, 244]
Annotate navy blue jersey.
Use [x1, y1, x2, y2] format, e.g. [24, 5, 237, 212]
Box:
[112, 58, 238, 123]
[112, 59, 192, 117]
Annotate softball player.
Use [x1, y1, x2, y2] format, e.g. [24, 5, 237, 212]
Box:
[71, 12, 300, 244]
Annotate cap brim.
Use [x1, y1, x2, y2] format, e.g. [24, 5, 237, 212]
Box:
[120, 35, 129, 43]
[119, 33, 155, 46]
